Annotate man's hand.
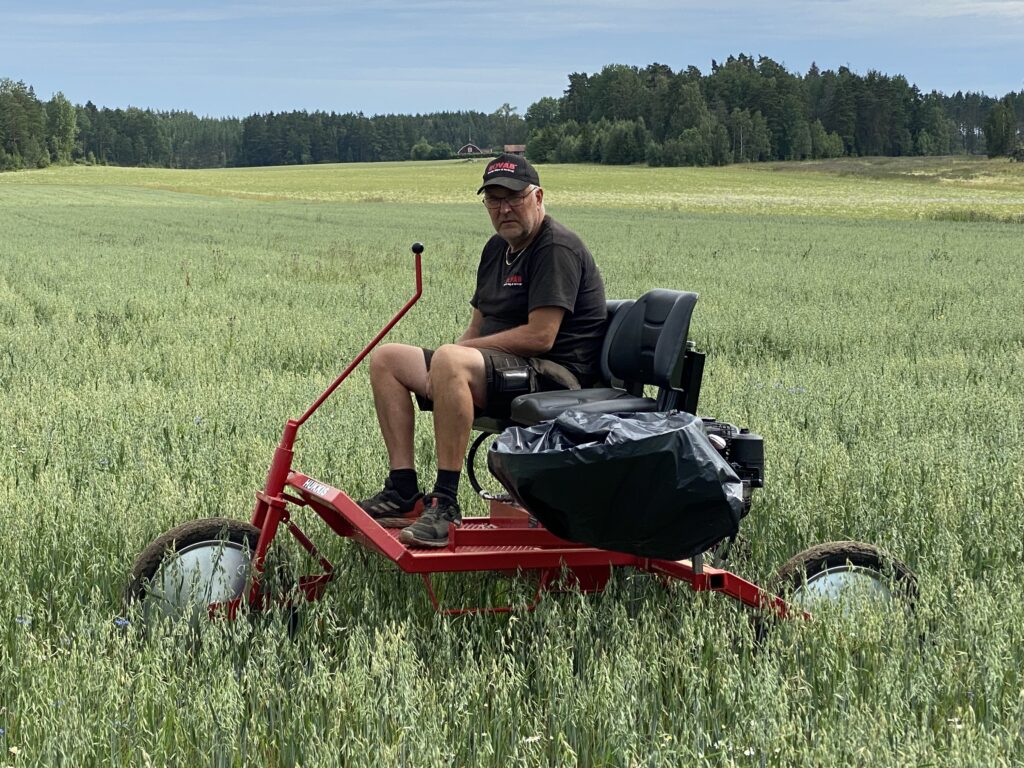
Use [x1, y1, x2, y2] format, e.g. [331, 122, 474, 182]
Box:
[457, 306, 565, 356]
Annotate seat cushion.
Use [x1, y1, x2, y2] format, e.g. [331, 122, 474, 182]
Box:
[509, 387, 657, 426]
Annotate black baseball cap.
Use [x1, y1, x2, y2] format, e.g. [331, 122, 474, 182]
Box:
[477, 153, 540, 194]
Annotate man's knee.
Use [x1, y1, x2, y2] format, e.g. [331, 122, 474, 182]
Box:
[370, 343, 428, 393]
[429, 344, 483, 379]
[428, 345, 486, 404]
[369, 343, 401, 374]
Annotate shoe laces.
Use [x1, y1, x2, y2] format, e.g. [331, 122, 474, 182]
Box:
[423, 493, 459, 520]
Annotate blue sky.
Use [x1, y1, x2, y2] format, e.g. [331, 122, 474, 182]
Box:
[3, 1, 1022, 117]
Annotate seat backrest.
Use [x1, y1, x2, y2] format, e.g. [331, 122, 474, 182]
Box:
[603, 289, 700, 409]
[598, 299, 636, 390]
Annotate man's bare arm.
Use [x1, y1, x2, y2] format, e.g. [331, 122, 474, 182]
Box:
[457, 306, 565, 357]
[456, 308, 485, 343]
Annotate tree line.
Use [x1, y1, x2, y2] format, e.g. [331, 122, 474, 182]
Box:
[525, 57, 1023, 165]
[2, 56, 1022, 172]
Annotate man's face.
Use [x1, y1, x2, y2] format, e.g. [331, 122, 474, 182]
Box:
[483, 185, 544, 249]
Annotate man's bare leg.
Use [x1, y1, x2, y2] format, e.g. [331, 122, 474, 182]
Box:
[398, 344, 487, 547]
[368, 343, 430, 470]
[425, 344, 487, 472]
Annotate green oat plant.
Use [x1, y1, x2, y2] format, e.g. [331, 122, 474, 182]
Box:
[0, 157, 1022, 765]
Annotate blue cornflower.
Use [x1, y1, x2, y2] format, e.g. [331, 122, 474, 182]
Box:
[114, 617, 130, 628]
[15, 616, 30, 626]
[194, 416, 203, 425]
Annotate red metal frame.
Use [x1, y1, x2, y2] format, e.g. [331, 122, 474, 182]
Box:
[223, 244, 804, 622]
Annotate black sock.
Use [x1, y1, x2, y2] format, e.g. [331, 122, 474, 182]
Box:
[389, 468, 419, 499]
[432, 469, 460, 501]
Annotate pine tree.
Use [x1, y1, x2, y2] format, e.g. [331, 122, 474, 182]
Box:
[984, 99, 1018, 157]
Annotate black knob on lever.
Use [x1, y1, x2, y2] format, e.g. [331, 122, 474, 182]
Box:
[411, 242, 424, 255]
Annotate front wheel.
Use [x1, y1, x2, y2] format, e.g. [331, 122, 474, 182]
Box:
[772, 540, 918, 613]
[125, 517, 263, 625]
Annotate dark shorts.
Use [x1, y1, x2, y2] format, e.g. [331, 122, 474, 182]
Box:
[416, 347, 581, 419]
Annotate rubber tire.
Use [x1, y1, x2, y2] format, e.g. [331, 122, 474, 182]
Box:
[772, 539, 918, 609]
[125, 517, 262, 618]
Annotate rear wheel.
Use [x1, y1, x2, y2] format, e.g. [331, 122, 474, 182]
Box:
[125, 517, 264, 625]
[772, 540, 918, 613]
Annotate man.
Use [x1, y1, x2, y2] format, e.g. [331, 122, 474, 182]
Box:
[359, 154, 606, 548]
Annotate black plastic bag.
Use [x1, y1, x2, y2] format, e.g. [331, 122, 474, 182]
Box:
[488, 410, 744, 560]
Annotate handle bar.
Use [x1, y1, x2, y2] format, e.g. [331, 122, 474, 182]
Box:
[296, 243, 424, 426]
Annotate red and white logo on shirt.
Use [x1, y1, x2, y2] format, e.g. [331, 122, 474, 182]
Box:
[503, 274, 523, 287]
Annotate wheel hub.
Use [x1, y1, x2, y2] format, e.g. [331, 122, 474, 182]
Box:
[791, 564, 894, 611]
[145, 539, 252, 622]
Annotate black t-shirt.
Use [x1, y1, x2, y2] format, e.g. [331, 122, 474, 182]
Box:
[470, 215, 606, 383]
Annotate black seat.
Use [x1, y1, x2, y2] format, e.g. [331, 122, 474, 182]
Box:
[509, 289, 702, 425]
[470, 298, 637, 434]
[466, 289, 705, 494]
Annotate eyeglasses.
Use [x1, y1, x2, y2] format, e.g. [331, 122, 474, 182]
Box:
[482, 187, 536, 210]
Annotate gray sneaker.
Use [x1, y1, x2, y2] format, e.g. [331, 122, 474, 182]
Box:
[398, 493, 462, 548]
[358, 478, 424, 528]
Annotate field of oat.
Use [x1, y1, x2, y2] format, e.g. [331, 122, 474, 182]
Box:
[0, 157, 1022, 766]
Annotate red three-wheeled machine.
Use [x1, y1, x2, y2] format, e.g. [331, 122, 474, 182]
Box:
[126, 244, 916, 628]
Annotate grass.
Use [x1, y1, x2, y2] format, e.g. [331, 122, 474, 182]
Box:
[4, 154, 1023, 221]
[0, 157, 1022, 765]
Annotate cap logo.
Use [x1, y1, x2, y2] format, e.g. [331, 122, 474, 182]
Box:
[477, 153, 538, 193]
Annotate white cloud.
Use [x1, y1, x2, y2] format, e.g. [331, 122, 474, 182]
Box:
[12, 3, 326, 26]
[15, 0, 1024, 32]
[873, 0, 1024, 19]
